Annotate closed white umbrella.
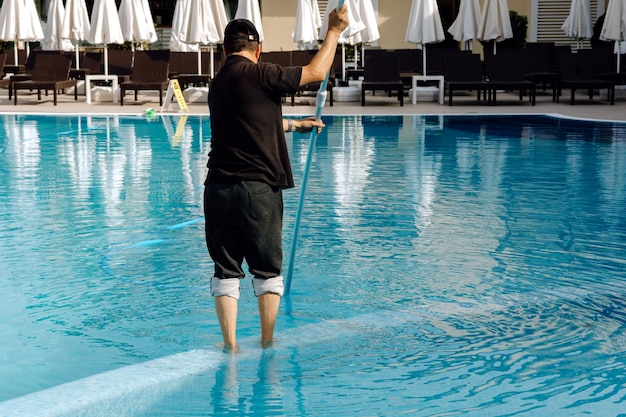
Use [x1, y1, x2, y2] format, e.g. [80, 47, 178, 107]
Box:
[169, 0, 227, 73]
[319, 0, 365, 81]
[0, 0, 22, 62]
[354, 0, 380, 66]
[235, 0, 264, 43]
[561, 0, 593, 50]
[349, 0, 380, 45]
[319, 0, 364, 44]
[61, 0, 91, 69]
[293, 0, 321, 50]
[448, 0, 481, 50]
[209, 0, 229, 37]
[0, 0, 44, 63]
[26, 0, 45, 59]
[352, 0, 378, 44]
[477, 0, 512, 55]
[23, 0, 45, 42]
[405, 0, 445, 76]
[170, 0, 221, 74]
[600, 0, 626, 72]
[207, 0, 228, 77]
[170, 0, 198, 52]
[42, 0, 74, 51]
[118, 0, 158, 49]
[87, 0, 124, 76]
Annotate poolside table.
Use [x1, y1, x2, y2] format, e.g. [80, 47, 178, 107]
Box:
[85, 75, 119, 104]
[411, 74, 445, 105]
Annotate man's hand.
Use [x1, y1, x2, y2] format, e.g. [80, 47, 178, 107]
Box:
[284, 117, 325, 134]
[328, 5, 349, 34]
[296, 117, 325, 134]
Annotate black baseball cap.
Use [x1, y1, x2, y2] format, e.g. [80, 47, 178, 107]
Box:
[224, 19, 260, 42]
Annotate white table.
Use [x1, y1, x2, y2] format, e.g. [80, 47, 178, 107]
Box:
[85, 75, 119, 104]
[411, 74, 445, 105]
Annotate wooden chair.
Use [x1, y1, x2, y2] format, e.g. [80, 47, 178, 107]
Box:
[289, 50, 333, 106]
[361, 53, 404, 106]
[521, 46, 560, 102]
[3, 48, 27, 74]
[443, 53, 491, 106]
[168, 51, 197, 78]
[484, 50, 537, 105]
[291, 50, 317, 67]
[292, 73, 335, 106]
[120, 50, 170, 106]
[584, 47, 626, 87]
[556, 52, 615, 105]
[13, 54, 77, 105]
[107, 49, 134, 84]
[67, 51, 102, 95]
[424, 47, 465, 76]
[75, 51, 103, 76]
[395, 48, 422, 89]
[202, 50, 223, 76]
[0, 52, 9, 89]
[260, 51, 291, 66]
[261, 50, 331, 106]
[169, 51, 210, 89]
[5, 50, 60, 99]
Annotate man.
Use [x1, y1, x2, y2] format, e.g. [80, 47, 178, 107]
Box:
[205, 6, 349, 350]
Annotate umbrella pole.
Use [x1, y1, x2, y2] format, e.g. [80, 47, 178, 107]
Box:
[342, 44, 346, 82]
[197, 48, 202, 75]
[210, 46, 215, 78]
[104, 46, 109, 76]
[75, 44, 80, 69]
[493, 41, 497, 55]
[617, 41, 621, 73]
[13, 43, 18, 65]
[422, 45, 427, 76]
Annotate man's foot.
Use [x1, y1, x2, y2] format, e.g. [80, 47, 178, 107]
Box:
[218, 343, 241, 354]
[260, 339, 276, 349]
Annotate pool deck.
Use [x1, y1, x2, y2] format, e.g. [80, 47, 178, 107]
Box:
[0, 87, 624, 122]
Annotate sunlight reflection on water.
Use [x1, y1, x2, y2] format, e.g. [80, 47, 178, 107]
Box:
[1, 114, 625, 416]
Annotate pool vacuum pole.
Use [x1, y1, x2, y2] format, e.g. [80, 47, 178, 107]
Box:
[285, 0, 345, 296]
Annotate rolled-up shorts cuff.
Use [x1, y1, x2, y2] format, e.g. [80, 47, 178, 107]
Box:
[211, 277, 241, 300]
[253, 276, 284, 297]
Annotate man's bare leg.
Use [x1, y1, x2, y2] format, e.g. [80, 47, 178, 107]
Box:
[215, 295, 238, 347]
[258, 293, 280, 344]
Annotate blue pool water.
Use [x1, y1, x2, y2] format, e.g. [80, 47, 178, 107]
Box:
[1, 113, 625, 416]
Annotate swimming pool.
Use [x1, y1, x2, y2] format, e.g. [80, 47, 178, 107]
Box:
[1, 113, 625, 416]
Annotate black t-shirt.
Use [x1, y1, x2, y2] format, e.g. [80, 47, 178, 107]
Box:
[206, 55, 302, 189]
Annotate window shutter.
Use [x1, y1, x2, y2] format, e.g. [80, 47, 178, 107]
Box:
[535, 0, 602, 48]
[318, 1, 329, 19]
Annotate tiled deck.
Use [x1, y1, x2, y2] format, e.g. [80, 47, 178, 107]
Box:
[0, 86, 624, 122]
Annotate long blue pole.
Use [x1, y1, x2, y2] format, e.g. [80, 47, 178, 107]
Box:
[284, 0, 345, 296]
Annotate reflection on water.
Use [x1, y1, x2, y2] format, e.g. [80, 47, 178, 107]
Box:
[1, 114, 625, 416]
[332, 115, 374, 228]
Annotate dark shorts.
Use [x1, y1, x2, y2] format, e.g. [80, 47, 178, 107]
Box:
[204, 181, 283, 280]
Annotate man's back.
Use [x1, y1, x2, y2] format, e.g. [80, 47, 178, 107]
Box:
[207, 56, 301, 189]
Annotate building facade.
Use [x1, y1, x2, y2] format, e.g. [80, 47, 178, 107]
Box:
[34, 0, 609, 52]
[259, 0, 608, 53]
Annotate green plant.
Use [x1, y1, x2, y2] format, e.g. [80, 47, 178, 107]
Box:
[501, 10, 528, 49]
[109, 42, 134, 50]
